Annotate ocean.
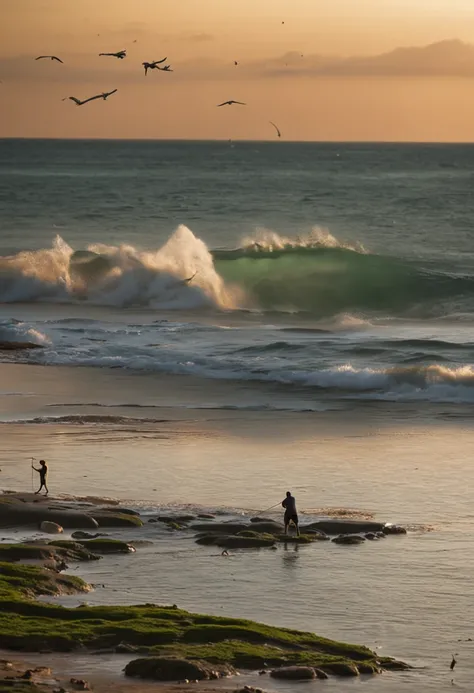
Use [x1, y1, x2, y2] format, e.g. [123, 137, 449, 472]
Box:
[1, 138, 474, 691]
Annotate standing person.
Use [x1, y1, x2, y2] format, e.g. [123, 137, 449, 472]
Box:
[282, 491, 299, 536]
[32, 460, 49, 495]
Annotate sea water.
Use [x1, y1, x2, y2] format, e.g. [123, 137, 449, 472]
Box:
[1, 139, 474, 691]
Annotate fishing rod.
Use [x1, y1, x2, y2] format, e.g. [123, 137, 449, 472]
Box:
[255, 501, 281, 516]
[29, 457, 36, 493]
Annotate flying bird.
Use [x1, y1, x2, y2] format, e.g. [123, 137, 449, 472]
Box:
[99, 50, 126, 59]
[158, 65, 173, 72]
[143, 58, 167, 75]
[269, 121, 281, 138]
[35, 55, 63, 63]
[450, 654, 458, 671]
[62, 89, 118, 106]
[217, 100, 246, 107]
[234, 61, 238, 66]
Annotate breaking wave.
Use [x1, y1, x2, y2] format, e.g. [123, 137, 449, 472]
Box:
[0, 225, 474, 317]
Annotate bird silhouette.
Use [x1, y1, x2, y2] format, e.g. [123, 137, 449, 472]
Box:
[143, 58, 167, 75]
[63, 89, 118, 106]
[450, 654, 458, 671]
[99, 50, 126, 59]
[158, 65, 173, 72]
[35, 55, 63, 63]
[217, 100, 246, 107]
[269, 121, 281, 138]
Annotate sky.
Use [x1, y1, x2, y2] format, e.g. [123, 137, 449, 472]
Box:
[3, 0, 474, 141]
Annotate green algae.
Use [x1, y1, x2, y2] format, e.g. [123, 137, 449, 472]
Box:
[0, 561, 407, 676]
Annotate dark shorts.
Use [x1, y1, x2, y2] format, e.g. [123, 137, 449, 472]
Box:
[284, 512, 298, 526]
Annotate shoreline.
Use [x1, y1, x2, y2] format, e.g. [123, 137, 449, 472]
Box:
[0, 493, 408, 688]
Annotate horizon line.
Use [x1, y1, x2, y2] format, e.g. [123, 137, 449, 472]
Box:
[2, 136, 474, 146]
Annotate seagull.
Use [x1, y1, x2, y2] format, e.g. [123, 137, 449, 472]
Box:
[99, 50, 126, 59]
[450, 654, 458, 671]
[35, 55, 63, 63]
[269, 121, 281, 138]
[62, 89, 118, 106]
[234, 61, 239, 66]
[143, 58, 167, 75]
[217, 100, 246, 107]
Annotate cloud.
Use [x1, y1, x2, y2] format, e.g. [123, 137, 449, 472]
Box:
[3, 40, 474, 86]
[256, 40, 474, 79]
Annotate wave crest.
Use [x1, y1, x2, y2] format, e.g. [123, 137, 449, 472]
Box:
[0, 227, 238, 310]
[1, 226, 474, 317]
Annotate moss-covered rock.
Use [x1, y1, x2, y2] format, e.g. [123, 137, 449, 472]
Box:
[88, 513, 143, 528]
[0, 562, 408, 678]
[76, 539, 135, 554]
[0, 542, 99, 564]
[0, 562, 89, 601]
[215, 535, 276, 549]
[322, 661, 360, 676]
[276, 535, 314, 544]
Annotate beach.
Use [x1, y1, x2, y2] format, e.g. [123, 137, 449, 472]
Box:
[1, 140, 474, 691]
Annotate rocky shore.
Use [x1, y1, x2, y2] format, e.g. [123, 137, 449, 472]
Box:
[0, 491, 409, 688]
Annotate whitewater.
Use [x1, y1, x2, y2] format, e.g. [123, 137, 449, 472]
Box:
[1, 138, 474, 409]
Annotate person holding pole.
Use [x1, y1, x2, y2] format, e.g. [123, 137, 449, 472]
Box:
[282, 491, 299, 536]
[32, 459, 49, 495]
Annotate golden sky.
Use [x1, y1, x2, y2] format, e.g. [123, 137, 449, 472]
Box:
[3, 0, 474, 140]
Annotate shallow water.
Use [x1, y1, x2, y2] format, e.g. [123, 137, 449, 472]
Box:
[1, 370, 474, 691]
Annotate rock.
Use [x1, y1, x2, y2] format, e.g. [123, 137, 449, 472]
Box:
[315, 668, 329, 679]
[124, 657, 233, 681]
[305, 519, 384, 535]
[323, 661, 359, 676]
[71, 531, 103, 540]
[157, 515, 195, 523]
[358, 662, 382, 674]
[197, 513, 215, 519]
[379, 658, 411, 671]
[40, 521, 64, 534]
[195, 533, 219, 546]
[191, 522, 248, 534]
[270, 666, 316, 680]
[383, 524, 407, 535]
[77, 539, 135, 554]
[88, 513, 143, 528]
[276, 535, 313, 544]
[115, 642, 139, 654]
[365, 533, 377, 540]
[247, 521, 285, 534]
[0, 498, 99, 529]
[215, 534, 276, 549]
[70, 678, 90, 690]
[332, 535, 366, 545]
[304, 530, 330, 540]
[101, 507, 140, 516]
[250, 517, 274, 523]
[376, 531, 386, 539]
